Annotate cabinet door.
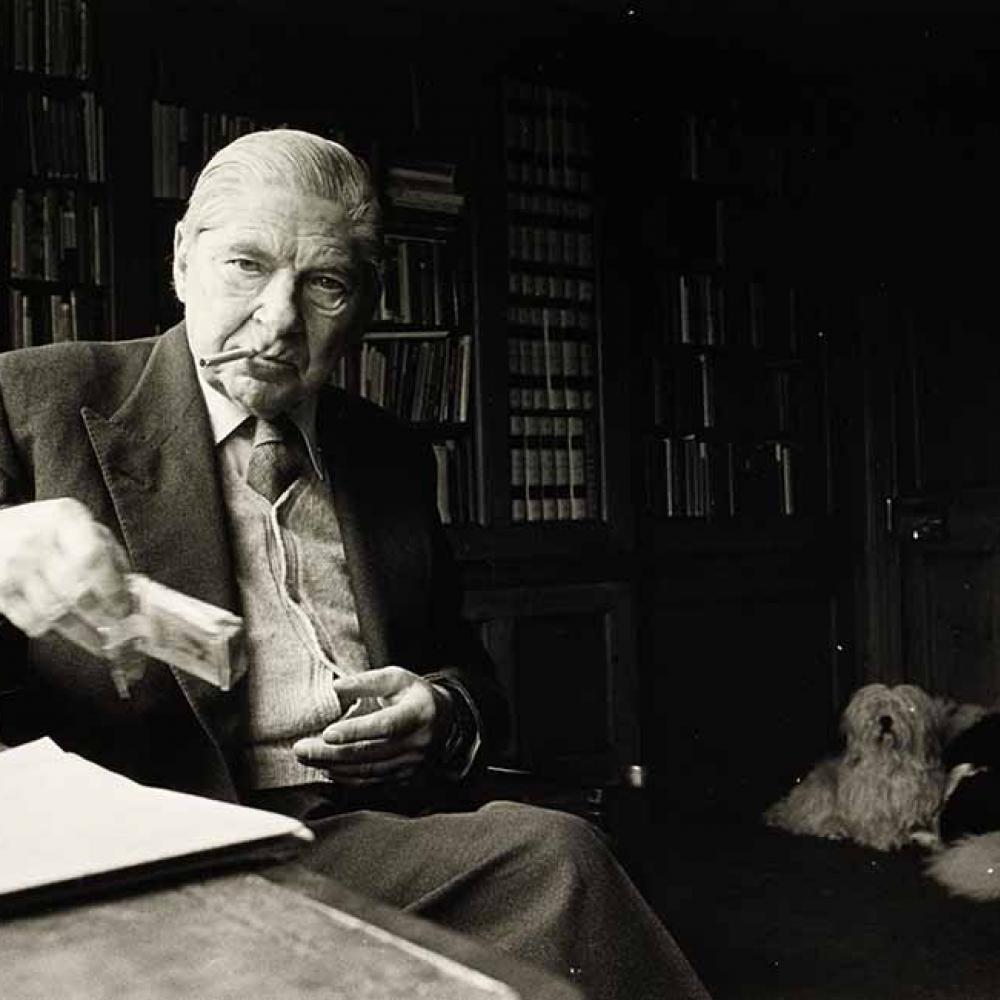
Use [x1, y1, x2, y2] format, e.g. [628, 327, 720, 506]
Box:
[893, 492, 1000, 707]
[858, 293, 1000, 707]
[463, 582, 639, 784]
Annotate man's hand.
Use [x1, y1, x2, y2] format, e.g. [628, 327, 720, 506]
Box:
[0, 498, 133, 655]
[293, 666, 454, 786]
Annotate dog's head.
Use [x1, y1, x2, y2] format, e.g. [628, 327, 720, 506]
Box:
[842, 683, 941, 765]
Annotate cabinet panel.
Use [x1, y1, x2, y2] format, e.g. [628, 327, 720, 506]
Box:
[892, 492, 1000, 706]
[643, 569, 841, 817]
[463, 582, 638, 784]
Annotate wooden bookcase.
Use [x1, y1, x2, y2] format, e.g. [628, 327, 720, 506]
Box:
[501, 79, 603, 527]
[613, 71, 853, 815]
[1, 0, 110, 351]
[638, 109, 832, 527]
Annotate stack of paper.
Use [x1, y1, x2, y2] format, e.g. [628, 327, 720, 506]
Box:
[0, 739, 313, 911]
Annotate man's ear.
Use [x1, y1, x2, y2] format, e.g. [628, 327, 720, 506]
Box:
[172, 223, 188, 303]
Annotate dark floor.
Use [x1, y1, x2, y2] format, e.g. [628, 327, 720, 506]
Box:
[634, 803, 1000, 1000]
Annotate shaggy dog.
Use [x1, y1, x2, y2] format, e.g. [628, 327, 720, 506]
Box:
[764, 684, 958, 852]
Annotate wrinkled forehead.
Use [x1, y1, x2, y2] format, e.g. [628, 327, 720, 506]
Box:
[195, 183, 349, 233]
[189, 185, 362, 264]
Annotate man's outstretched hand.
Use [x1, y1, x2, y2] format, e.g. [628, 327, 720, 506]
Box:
[0, 498, 133, 653]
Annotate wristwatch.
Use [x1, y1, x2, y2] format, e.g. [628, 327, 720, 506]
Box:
[429, 677, 482, 778]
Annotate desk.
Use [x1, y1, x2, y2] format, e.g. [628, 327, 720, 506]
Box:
[0, 862, 583, 1000]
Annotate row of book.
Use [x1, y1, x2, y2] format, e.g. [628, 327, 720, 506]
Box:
[150, 102, 261, 198]
[508, 335, 596, 412]
[5, 0, 94, 78]
[503, 99, 592, 159]
[330, 334, 471, 425]
[432, 437, 478, 525]
[504, 79, 591, 116]
[7, 287, 107, 348]
[377, 235, 460, 328]
[504, 157, 594, 196]
[659, 272, 799, 353]
[9, 186, 107, 285]
[507, 224, 594, 268]
[503, 83, 592, 194]
[507, 304, 596, 335]
[678, 112, 789, 196]
[508, 270, 595, 305]
[649, 352, 812, 434]
[385, 164, 464, 216]
[644, 436, 797, 519]
[12, 89, 105, 181]
[503, 80, 602, 520]
[507, 190, 593, 225]
[151, 101, 193, 199]
[510, 413, 600, 523]
[201, 110, 260, 164]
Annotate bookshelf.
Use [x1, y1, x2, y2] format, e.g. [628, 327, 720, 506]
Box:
[619, 85, 850, 816]
[639, 109, 831, 528]
[501, 78, 604, 526]
[339, 161, 480, 526]
[1, 0, 109, 351]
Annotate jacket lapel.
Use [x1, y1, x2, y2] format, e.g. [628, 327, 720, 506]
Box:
[81, 324, 242, 797]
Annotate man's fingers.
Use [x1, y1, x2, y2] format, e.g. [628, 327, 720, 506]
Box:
[49, 611, 112, 657]
[298, 732, 424, 764]
[292, 737, 423, 776]
[0, 499, 132, 633]
[331, 665, 411, 704]
[322, 702, 413, 745]
[55, 523, 132, 620]
[330, 764, 421, 788]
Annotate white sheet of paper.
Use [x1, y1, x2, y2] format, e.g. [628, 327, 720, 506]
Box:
[0, 739, 313, 897]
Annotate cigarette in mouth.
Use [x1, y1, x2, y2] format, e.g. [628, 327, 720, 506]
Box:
[198, 348, 257, 368]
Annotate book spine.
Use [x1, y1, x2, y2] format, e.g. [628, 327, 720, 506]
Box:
[510, 413, 526, 523]
[567, 415, 586, 520]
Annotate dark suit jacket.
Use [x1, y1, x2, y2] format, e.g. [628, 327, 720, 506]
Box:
[0, 324, 507, 803]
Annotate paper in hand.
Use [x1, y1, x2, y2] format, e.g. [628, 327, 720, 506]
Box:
[99, 574, 246, 690]
[50, 574, 246, 696]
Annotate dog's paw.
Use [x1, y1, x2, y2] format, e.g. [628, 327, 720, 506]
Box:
[910, 829, 942, 850]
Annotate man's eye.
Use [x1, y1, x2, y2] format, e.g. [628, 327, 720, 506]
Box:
[227, 258, 264, 274]
[311, 275, 347, 294]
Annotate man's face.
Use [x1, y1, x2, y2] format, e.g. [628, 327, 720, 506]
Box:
[174, 184, 370, 418]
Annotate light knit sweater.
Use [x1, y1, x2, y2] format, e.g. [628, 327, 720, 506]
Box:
[221, 461, 371, 790]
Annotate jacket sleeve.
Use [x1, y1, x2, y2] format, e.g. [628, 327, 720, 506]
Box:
[0, 370, 31, 713]
[415, 439, 511, 771]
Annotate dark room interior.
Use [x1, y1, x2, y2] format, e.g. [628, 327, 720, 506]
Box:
[6, 1, 1000, 997]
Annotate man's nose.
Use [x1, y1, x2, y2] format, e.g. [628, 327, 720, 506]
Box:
[253, 271, 301, 335]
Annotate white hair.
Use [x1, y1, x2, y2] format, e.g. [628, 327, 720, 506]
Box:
[175, 128, 382, 271]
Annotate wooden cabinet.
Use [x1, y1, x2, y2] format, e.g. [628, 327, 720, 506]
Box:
[465, 581, 639, 782]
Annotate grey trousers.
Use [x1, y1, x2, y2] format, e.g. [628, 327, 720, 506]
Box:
[263, 792, 711, 1000]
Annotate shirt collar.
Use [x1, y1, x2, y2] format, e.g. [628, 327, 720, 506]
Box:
[196, 371, 326, 480]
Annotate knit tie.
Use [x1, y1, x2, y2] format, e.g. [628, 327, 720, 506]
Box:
[246, 416, 310, 504]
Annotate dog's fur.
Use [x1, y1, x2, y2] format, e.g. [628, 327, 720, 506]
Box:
[764, 684, 961, 852]
[926, 712, 1000, 900]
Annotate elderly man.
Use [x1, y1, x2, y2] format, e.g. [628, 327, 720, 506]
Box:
[0, 129, 710, 1000]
